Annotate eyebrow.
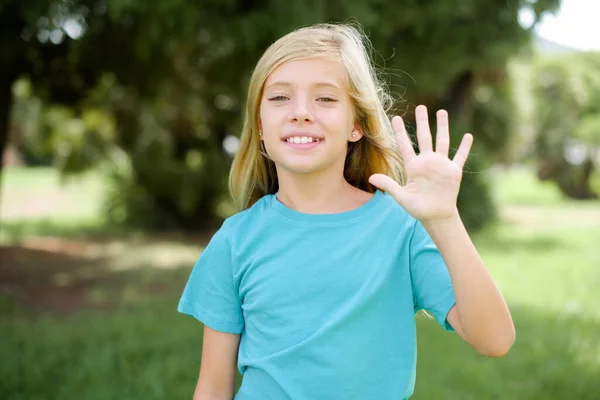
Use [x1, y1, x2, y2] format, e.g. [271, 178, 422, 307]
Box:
[265, 81, 342, 91]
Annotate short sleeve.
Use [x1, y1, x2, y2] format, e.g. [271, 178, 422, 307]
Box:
[409, 219, 456, 331]
[177, 222, 244, 334]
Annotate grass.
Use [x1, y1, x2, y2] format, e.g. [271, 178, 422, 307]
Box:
[415, 198, 600, 398]
[1, 166, 599, 399]
[0, 166, 110, 241]
[1, 299, 204, 399]
[1, 167, 107, 220]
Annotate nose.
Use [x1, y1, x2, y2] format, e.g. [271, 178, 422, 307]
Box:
[290, 98, 312, 123]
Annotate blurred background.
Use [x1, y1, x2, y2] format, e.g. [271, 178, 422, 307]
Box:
[1, 0, 599, 399]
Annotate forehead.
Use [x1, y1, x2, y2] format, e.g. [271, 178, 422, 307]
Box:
[264, 57, 348, 90]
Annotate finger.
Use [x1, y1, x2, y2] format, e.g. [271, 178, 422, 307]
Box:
[392, 116, 416, 162]
[452, 133, 474, 169]
[369, 173, 407, 205]
[435, 109, 450, 156]
[415, 105, 433, 153]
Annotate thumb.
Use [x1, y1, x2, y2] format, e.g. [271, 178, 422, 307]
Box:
[369, 174, 407, 205]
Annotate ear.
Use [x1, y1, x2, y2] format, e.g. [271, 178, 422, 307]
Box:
[349, 121, 364, 142]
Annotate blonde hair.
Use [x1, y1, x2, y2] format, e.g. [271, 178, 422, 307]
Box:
[229, 22, 405, 211]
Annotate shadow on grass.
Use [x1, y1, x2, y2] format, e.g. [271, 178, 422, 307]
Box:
[0, 233, 209, 319]
[0, 218, 219, 246]
[477, 234, 561, 253]
[0, 219, 141, 242]
[414, 304, 600, 399]
[472, 221, 563, 253]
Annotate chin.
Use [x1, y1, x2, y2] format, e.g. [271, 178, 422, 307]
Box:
[276, 160, 325, 175]
[282, 164, 321, 175]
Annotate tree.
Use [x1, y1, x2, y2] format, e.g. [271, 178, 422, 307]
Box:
[2, 0, 561, 230]
[531, 51, 600, 199]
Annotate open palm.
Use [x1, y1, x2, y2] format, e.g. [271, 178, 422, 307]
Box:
[369, 105, 473, 223]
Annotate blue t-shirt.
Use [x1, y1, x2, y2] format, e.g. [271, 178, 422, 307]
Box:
[178, 190, 456, 399]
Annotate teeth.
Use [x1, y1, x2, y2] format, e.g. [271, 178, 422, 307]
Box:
[286, 136, 319, 143]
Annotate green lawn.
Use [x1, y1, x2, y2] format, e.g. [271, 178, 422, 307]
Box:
[1, 167, 107, 219]
[0, 167, 111, 240]
[1, 166, 599, 399]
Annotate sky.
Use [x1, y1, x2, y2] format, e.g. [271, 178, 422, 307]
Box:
[520, 0, 600, 51]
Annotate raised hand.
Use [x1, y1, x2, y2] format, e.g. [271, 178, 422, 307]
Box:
[368, 105, 473, 223]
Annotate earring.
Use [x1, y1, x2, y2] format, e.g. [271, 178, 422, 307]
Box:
[259, 131, 263, 137]
[351, 133, 356, 138]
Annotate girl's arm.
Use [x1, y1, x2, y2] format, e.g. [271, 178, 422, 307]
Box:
[369, 106, 515, 357]
[193, 326, 241, 400]
[423, 216, 515, 357]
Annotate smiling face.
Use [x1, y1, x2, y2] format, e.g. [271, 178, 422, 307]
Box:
[258, 57, 363, 178]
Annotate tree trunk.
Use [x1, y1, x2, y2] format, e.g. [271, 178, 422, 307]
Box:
[558, 159, 598, 199]
[537, 157, 598, 199]
[0, 78, 14, 219]
[0, 2, 27, 223]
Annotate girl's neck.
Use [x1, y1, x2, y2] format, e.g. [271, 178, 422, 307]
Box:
[275, 168, 372, 215]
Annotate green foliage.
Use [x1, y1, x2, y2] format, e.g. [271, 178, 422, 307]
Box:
[5, 0, 561, 230]
[456, 154, 497, 231]
[530, 51, 600, 198]
[471, 82, 516, 163]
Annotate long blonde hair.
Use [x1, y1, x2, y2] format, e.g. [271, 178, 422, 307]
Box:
[229, 22, 405, 211]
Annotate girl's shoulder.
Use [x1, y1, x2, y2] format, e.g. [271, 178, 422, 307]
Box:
[369, 190, 420, 229]
[375, 190, 411, 215]
[220, 193, 274, 230]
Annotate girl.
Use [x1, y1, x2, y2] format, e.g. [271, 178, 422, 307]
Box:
[178, 23, 515, 400]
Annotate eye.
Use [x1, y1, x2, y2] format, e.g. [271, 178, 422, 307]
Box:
[317, 97, 337, 102]
[268, 95, 289, 101]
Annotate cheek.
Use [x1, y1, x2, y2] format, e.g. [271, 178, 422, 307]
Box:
[321, 108, 353, 130]
[259, 105, 284, 128]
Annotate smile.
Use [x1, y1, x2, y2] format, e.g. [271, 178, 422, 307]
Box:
[282, 136, 323, 149]
[284, 136, 322, 143]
